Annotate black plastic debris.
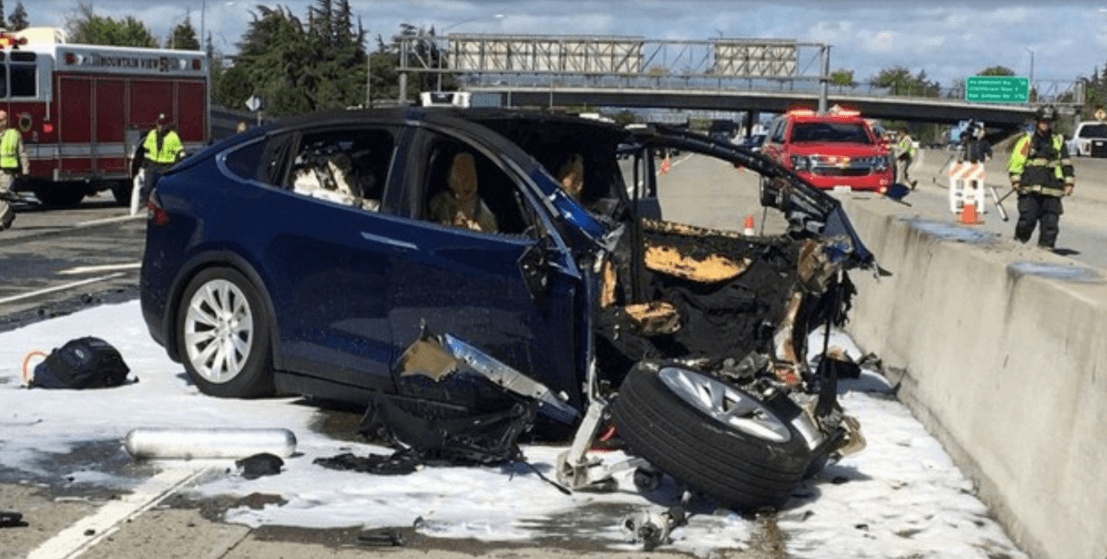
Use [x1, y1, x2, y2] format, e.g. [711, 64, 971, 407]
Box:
[236, 453, 284, 480]
[357, 529, 405, 547]
[0, 511, 24, 528]
[316, 391, 538, 475]
[313, 451, 419, 476]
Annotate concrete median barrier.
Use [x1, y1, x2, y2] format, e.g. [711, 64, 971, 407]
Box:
[839, 194, 1107, 559]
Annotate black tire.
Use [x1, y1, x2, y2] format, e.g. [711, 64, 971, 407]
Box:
[33, 186, 85, 208]
[611, 364, 813, 511]
[176, 267, 275, 398]
[110, 181, 133, 207]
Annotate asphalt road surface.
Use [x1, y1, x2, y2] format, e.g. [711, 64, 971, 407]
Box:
[0, 192, 144, 332]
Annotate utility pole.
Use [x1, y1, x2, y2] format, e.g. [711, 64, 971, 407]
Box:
[818, 44, 831, 113]
[365, 51, 372, 108]
[1026, 47, 1035, 103]
[200, 0, 207, 51]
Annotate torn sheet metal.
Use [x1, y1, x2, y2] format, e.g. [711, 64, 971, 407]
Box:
[396, 332, 578, 424]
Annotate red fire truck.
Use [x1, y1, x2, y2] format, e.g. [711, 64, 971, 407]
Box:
[1, 27, 209, 207]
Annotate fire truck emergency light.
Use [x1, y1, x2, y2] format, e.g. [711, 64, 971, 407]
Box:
[0, 34, 27, 48]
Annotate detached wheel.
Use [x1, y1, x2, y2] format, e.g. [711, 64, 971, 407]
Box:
[611, 364, 813, 511]
[177, 268, 274, 398]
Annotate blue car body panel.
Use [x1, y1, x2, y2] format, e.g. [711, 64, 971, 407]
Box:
[141, 107, 873, 415]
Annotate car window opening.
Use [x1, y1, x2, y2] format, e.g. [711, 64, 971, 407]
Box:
[422, 140, 530, 236]
[791, 122, 873, 145]
[287, 129, 394, 212]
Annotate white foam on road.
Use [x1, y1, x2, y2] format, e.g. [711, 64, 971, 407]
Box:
[0, 301, 1026, 557]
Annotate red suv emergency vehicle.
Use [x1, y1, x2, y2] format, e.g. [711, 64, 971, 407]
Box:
[1, 27, 209, 207]
[760, 108, 893, 192]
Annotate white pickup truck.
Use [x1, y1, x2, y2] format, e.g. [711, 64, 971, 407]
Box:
[1068, 121, 1107, 157]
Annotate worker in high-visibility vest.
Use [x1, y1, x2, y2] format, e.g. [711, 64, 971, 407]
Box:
[1007, 105, 1075, 251]
[138, 113, 185, 207]
[0, 110, 29, 230]
[894, 129, 917, 189]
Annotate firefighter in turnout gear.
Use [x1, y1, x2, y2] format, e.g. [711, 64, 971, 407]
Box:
[1007, 105, 1074, 251]
[138, 113, 185, 207]
[0, 110, 30, 230]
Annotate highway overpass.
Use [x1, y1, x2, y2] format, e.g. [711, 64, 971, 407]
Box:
[464, 85, 1047, 127]
[397, 33, 1080, 130]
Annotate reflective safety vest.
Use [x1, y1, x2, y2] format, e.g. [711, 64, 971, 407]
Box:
[896, 135, 916, 158]
[0, 128, 21, 169]
[1008, 132, 1073, 197]
[143, 129, 183, 165]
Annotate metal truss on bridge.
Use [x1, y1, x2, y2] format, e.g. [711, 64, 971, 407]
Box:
[398, 34, 828, 94]
[395, 33, 1083, 126]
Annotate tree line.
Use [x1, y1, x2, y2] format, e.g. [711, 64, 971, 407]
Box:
[0, 0, 30, 31]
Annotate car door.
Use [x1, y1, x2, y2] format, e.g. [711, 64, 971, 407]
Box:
[383, 125, 585, 408]
[233, 124, 401, 393]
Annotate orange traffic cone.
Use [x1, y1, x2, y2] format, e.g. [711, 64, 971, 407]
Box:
[959, 202, 982, 225]
[743, 214, 755, 236]
[660, 155, 672, 175]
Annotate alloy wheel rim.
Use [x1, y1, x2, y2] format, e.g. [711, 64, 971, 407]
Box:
[658, 367, 791, 443]
[184, 279, 254, 384]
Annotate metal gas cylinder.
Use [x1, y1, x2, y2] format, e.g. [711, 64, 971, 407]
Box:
[124, 428, 297, 459]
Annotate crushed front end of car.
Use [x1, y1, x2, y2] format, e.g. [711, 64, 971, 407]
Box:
[551, 124, 873, 511]
[324, 114, 873, 513]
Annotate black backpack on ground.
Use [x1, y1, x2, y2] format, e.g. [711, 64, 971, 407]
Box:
[31, 337, 131, 389]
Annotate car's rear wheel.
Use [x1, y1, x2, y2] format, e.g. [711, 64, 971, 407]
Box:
[611, 363, 813, 511]
[177, 267, 274, 398]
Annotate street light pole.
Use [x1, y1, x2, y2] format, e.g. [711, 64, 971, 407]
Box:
[1027, 48, 1034, 86]
[365, 50, 372, 108]
[435, 13, 504, 91]
[201, 0, 206, 48]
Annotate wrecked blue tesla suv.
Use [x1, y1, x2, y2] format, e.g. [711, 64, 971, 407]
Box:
[141, 108, 873, 511]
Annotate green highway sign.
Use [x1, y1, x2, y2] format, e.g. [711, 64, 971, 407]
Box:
[965, 76, 1029, 104]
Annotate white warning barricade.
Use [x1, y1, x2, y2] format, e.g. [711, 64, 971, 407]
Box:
[948, 161, 987, 214]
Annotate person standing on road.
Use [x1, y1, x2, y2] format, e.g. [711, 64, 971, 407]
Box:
[1007, 105, 1074, 251]
[139, 113, 185, 208]
[895, 128, 918, 189]
[965, 124, 993, 164]
[0, 110, 30, 230]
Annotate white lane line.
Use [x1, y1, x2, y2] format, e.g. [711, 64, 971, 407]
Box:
[0, 272, 127, 305]
[75, 214, 144, 227]
[57, 262, 142, 276]
[27, 467, 208, 559]
[669, 152, 694, 169]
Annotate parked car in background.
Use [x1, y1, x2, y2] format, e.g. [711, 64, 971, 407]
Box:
[761, 108, 894, 192]
[1068, 120, 1107, 157]
[140, 108, 872, 511]
[737, 133, 767, 152]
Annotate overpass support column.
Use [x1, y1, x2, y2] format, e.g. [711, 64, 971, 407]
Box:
[744, 111, 759, 137]
[818, 44, 831, 113]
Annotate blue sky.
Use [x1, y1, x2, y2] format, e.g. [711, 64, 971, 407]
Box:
[23, 0, 1107, 88]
